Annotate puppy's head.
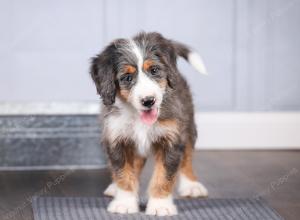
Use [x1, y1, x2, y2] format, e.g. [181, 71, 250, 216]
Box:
[90, 32, 178, 125]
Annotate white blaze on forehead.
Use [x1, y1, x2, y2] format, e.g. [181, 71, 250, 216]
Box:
[128, 39, 164, 109]
[129, 39, 143, 70]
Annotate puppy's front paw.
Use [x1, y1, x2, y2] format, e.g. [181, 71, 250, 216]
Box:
[107, 188, 139, 214]
[103, 182, 117, 197]
[107, 198, 139, 214]
[146, 196, 177, 216]
[178, 174, 208, 197]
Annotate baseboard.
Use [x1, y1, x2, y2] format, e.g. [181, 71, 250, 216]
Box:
[0, 102, 299, 150]
[0, 102, 100, 115]
[195, 112, 300, 150]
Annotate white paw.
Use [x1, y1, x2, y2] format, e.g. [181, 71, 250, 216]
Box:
[146, 196, 178, 216]
[178, 174, 208, 197]
[107, 188, 139, 214]
[107, 198, 139, 214]
[103, 182, 117, 197]
[179, 181, 208, 197]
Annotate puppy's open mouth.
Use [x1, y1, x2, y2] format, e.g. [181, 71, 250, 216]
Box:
[140, 108, 158, 125]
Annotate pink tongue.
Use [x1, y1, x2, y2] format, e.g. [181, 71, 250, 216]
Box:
[140, 108, 158, 125]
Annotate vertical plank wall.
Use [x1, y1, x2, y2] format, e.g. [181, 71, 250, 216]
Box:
[0, 0, 299, 111]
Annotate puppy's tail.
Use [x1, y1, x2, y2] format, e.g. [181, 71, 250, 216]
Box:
[172, 41, 208, 75]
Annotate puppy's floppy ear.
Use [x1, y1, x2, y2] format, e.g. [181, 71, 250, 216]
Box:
[90, 44, 117, 105]
[165, 48, 178, 89]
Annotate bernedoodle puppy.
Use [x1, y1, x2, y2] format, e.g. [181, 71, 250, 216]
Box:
[89, 32, 208, 216]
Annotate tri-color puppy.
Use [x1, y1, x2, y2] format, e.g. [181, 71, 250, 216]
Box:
[90, 32, 208, 216]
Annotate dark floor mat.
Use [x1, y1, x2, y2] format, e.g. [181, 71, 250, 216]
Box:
[32, 196, 283, 220]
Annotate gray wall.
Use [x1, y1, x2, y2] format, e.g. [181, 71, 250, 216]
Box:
[0, 0, 299, 111]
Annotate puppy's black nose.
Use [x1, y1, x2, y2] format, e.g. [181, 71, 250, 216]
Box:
[141, 96, 156, 108]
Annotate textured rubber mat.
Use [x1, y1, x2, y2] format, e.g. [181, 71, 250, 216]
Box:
[32, 196, 283, 220]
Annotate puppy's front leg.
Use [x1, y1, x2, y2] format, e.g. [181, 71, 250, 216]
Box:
[104, 155, 146, 197]
[106, 142, 139, 214]
[146, 143, 183, 216]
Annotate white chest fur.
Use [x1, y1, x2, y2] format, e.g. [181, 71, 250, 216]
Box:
[103, 101, 170, 156]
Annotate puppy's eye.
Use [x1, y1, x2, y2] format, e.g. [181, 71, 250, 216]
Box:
[120, 74, 133, 82]
[150, 66, 159, 75]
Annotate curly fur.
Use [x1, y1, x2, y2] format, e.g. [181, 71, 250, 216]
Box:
[89, 32, 208, 216]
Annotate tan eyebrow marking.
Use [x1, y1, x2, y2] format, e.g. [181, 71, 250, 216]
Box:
[123, 65, 136, 74]
[143, 60, 155, 71]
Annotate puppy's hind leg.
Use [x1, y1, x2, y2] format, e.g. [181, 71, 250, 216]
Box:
[177, 142, 208, 198]
[103, 182, 117, 197]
